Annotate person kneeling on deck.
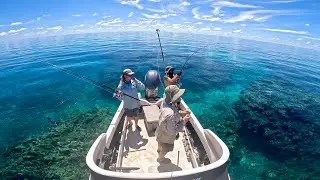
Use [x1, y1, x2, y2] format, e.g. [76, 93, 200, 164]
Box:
[114, 69, 145, 131]
[155, 85, 191, 162]
[164, 66, 182, 87]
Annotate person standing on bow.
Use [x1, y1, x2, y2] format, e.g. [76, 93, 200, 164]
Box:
[155, 85, 191, 162]
[114, 69, 145, 131]
[163, 66, 182, 87]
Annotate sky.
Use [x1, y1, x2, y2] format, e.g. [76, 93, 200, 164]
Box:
[0, 0, 319, 49]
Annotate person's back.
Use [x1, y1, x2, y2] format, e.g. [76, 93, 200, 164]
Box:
[156, 102, 182, 144]
[155, 85, 191, 162]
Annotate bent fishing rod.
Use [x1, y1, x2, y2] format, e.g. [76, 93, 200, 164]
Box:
[45, 61, 141, 101]
[179, 45, 210, 74]
[156, 29, 166, 65]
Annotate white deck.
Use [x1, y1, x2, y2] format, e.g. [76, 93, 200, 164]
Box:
[120, 118, 193, 173]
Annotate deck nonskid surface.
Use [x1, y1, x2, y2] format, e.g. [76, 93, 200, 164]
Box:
[120, 119, 193, 173]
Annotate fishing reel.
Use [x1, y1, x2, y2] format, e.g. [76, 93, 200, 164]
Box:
[144, 70, 160, 102]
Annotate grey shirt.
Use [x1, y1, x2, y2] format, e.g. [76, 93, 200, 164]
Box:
[155, 102, 186, 144]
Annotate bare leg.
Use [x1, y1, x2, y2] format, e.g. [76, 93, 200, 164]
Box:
[127, 116, 134, 128]
[157, 142, 165, 161]
[134, 116, 141, 131]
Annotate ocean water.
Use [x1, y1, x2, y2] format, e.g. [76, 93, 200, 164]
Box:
[0, 32, 319, 179]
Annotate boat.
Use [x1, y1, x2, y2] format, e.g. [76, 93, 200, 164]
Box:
[86, 70, 231, 180]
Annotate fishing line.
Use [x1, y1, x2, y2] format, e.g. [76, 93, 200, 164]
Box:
[44, 61, 141, 101]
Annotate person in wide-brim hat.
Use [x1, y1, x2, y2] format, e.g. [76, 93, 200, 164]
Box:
[155, 85, 191, 162]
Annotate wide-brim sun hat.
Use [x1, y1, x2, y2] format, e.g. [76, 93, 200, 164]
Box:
[123, 69, 135, 76]
[165, 85, 185, 103]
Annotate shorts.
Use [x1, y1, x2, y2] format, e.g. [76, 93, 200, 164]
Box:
[124, 108, 139, 117]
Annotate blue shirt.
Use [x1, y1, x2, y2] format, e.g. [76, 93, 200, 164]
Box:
[114, 78, 145, 109]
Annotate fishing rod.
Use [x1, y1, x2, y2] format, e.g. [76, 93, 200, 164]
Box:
[179, 45, 210, 74]
[45, 61, 141, 101]
[156, 29, 166, 64]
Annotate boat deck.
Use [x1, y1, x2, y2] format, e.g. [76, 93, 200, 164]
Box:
[120, 118, 193, 173]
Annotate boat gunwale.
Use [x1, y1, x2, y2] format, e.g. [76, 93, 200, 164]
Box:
[86, 98, 230, 179]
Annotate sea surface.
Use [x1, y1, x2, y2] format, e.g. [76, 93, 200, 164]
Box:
[0, 32, 319, 179]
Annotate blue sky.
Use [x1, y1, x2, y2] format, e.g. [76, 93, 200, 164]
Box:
[0, 0, 319, 49]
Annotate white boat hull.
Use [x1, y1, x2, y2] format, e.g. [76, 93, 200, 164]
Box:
[86, 98, 231, 180]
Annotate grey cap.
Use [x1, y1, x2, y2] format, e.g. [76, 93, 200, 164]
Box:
[164, 85, 185, 103]
[165, 66, 175, 74]
[123, 69, 135, 75]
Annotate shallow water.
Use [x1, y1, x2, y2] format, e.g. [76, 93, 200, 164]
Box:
[0, 32, 319, 179]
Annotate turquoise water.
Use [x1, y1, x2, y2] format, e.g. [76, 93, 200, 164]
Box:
[0, 32, 319, 179]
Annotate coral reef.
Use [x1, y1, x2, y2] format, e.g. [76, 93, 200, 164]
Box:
[234, 77, 320, 156]
[0, 108, 114, 179]
[231, 77, 320, 179]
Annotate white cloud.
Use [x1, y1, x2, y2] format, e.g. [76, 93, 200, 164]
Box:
[233, 29, 242, 33]
[195, 22, 203, 25]
[184, 21, 191, 24]
[37, 17, 41, 21]
[10, 22, 23, 26]
[165, 0, 191, 14]
[224, 10, 295, 23]
[37, 27, 44, 30]
[25, 20, 35, 24]
[0, 32, 7, 36]
[142, 13, 176, 19]
[37, 30, 49, 35]
[212, 7, 222, 16]
[199, 27, 210, 31]
[305, 23, 310, 26]
[269, 0, 300, 3]
[72, 14, 81, 17]
[261, 28, 308, 35]
[146, 8, 166, 13]
[240, 24, 246, 26]
[148, 0, 161, 2]
[303, 36, 320, 41]
[306, 41, 310, 44]
[93, 13, 98, 16]
[79, 24, 84, 27]
[47, 26, 63, 32]
[182, 1, 191, 6]
[118, 0, 143, 10]
[212, 1, 259, 8]
[8, 28, 27, 34]
[96, 18, 122, 26]
[192, 8, 221, 22]
[128, 12, 134, 17]
[214, 27, 222, 31]
[96, 21, 106, 25]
